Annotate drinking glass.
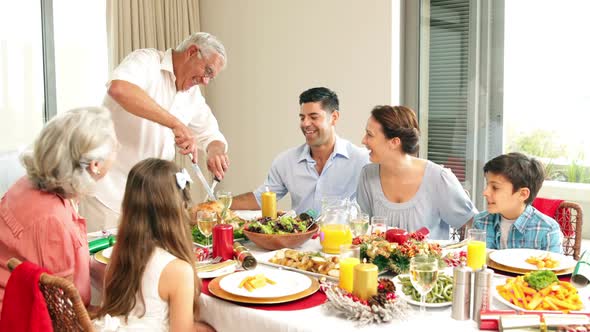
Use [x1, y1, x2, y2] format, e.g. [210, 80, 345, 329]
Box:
[409, 255, 439, 315]
[371, 216, 387, 235]
[349, 213, 370, 237]
[216, 190, 233, 221]
[466, 229, 486, 270]
[196, 210, 218, 246]
[339, 244, 360, 293]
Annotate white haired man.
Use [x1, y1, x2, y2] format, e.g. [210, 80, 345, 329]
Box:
[83, 32, 230, 232]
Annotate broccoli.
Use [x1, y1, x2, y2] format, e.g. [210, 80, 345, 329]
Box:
[296, 221, 307, 232]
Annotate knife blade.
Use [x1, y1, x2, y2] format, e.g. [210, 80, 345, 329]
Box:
[187, 153, 216, 201]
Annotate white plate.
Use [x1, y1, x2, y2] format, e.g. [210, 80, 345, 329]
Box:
[219, 269, 311, 298]
[102, 247, 113, 259]
[392, 274, 453, 308]
[197, 262, 237, 279]
[493, 278, 586, 312]
[488, 248, 576, 271]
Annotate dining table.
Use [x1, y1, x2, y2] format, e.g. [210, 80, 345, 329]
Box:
[88, 215, 590, 332]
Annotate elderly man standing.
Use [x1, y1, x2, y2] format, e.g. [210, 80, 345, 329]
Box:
[82, 32, 230, 232]
[231, 87, 370, 214]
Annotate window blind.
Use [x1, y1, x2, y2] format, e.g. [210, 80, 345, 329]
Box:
[426, 0, 471, 182]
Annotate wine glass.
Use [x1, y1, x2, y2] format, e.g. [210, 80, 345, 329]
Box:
[196, 210, 218, 246]
[349, 213, 369, 237]
[216, 190, 233, 222]
[370, 216, 387, 235]
[409, 255, 439, 315]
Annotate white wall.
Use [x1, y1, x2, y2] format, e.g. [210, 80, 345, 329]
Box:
[199, 0, 394, 209]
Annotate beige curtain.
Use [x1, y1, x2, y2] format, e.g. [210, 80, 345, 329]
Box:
[106, 0, 211, 202]
[107, 0, 201, 70]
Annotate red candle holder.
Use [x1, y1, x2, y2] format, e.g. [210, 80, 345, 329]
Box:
[212, 224, 234, 261]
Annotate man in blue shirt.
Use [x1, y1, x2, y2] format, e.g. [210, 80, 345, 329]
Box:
[231, 87, 369, 214]
[473, 152, 563, 253]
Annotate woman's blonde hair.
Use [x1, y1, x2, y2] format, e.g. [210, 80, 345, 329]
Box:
[94, 158, 199, 321]
[21, 106, 117, 198]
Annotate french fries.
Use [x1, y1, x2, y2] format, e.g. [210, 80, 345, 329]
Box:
[526, 254, 559, 269]
[496, 276, 583, 312]
[238, 274, 276, 292]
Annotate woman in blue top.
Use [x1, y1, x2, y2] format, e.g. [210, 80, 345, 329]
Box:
[356, 105, 477, 240]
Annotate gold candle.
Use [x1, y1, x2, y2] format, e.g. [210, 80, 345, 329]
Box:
[353, 263, 378, 300]
[261, 191, 277, 219]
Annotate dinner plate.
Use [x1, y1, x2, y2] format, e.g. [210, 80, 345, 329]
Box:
[95, 249, 109, 265]
[487, 257, 574, 276]
[197, 262, 237, 279]
[219, 269, 311, 298]
[208, 273, 319, 304]
[392, 274, 453, 308]
[493, 278, 586, 312]
[488, 249, 576, 271]
[102, 247, 113, 259]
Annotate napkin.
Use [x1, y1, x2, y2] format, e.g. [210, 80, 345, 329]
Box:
[571, 250, 590, 287]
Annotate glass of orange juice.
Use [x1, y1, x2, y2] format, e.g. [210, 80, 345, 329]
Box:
[466, 229, 486, 270]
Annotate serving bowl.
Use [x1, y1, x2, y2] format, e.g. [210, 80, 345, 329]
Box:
[243, 224, 319, 250]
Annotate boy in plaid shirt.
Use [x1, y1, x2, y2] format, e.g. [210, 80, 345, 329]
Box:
[473, 152, 563, 253]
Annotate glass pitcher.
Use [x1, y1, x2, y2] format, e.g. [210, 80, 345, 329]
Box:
[318, 197, 361, 254]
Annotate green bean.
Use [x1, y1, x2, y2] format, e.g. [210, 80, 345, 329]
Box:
[397, 275, 454, 303]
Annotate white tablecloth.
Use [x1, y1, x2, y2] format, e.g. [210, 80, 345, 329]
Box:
[89, 220, 590, 332]
[198, 239, 481, 332]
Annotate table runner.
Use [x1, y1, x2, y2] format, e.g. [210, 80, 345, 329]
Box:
[201, 278, 326, 311]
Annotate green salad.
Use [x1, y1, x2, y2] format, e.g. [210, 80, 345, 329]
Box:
[246, 215, 312, 234]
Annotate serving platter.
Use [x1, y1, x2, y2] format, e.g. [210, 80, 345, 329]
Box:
[486, 258, 574, 276]
[256, 249, 339, 281]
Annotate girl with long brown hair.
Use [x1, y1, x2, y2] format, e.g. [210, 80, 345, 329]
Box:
[93, 158, 214, 332]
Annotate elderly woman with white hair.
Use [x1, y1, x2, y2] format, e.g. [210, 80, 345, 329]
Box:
[0, 107, 117, 311]
[85, 32, 230, 232]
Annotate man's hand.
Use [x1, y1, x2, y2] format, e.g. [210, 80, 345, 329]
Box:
[206, 141, 229, 179]
[173, 122, 197, 161]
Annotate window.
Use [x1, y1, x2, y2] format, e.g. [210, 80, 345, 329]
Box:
[0, 1, 108, 151]
[53, 0, 108, 113]
[504, 1, 590, 185]
[411, 0, 504, 208]
[0, 1, 45, 150]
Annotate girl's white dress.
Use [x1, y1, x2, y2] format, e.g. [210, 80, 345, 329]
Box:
[93, 247, 177, 332]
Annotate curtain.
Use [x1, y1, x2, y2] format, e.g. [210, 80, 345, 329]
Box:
[106, 0, 201, 70]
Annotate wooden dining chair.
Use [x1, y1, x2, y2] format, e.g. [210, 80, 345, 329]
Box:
[6, 258, 95, 332]
[557, 201, 583, 260]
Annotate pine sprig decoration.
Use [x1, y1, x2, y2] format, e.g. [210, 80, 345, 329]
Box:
[321, 280, 411, 326]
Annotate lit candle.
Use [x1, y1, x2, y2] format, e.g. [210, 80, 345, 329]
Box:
[353, 263, 378, 300]
[261, 191, 277, 219]
[339, 257, 360, 293]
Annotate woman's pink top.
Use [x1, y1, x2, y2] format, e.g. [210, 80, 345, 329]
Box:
[0, 177, 90, 312]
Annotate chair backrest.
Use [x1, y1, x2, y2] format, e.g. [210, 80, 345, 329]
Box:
[7, 258, 95, 332]
[557, 201, 583, 260]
